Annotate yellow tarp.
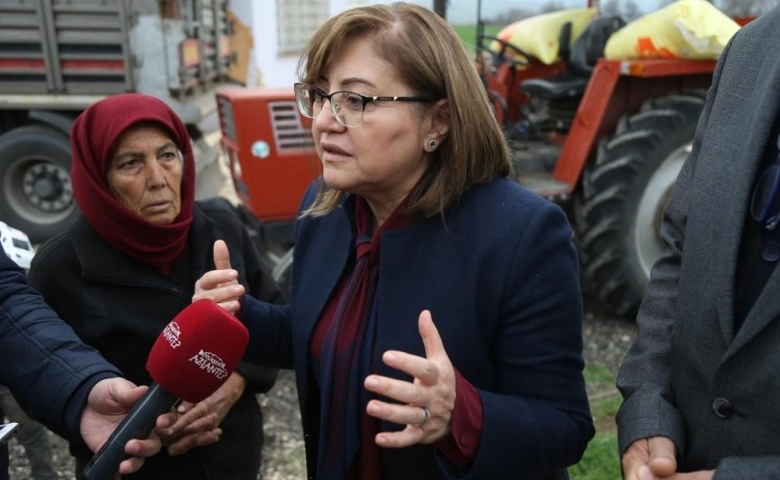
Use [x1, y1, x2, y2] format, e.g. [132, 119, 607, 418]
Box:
[491, 8, 598, 65]
[604, 0, 740, 60]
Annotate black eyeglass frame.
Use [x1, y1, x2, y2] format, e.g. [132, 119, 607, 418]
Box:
[294, 82, 436, 127]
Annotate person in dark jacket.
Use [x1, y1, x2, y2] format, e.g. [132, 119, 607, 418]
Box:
[0, 442, 6, 480]
[193, 3, 594, 480]
[28, 93, 283, 480]
[0, 247, 170, 476]
[0, 384, 57, 480]
[617, 7, 780, 480]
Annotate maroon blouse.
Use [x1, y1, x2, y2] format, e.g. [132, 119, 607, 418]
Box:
[311, 196, 484, 477]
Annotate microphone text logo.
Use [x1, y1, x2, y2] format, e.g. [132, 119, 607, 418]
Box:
[163, 321, 181, 349]
[189, 350, 228, 379]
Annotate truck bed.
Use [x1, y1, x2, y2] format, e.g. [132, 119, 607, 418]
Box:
[0, 0, 231, 98]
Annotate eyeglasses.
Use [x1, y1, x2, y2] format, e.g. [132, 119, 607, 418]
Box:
[750, 134, 780, 230]
[294, 82, 434, 127]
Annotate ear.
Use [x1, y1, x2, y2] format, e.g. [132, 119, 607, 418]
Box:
[424, 98, 450, 143]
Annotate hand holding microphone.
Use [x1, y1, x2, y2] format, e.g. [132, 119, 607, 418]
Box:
[82, 299, 249, 480]
[79, 378, 176, 475]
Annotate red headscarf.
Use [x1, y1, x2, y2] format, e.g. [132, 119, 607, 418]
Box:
[70, 93, 195, 273]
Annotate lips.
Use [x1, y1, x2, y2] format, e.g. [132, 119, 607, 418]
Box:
[320, 142, 350, 160]
[145, 200, 172, 213]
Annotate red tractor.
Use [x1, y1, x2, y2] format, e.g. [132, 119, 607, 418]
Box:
[215, 13, 754, 319]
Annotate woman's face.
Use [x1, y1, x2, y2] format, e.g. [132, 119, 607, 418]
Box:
[107, 124, 183, 225]
[312, 36, 433, 210]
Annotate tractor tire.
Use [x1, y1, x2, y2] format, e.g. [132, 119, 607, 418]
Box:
[0, 126, 77, 244]
[573, 91, 706, 319]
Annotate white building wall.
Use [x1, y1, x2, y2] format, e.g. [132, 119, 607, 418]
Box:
[253, 2, 298, 87]
[231, 0, 426, 89]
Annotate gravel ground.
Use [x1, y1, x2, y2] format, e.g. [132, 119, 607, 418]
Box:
[6, 312, 636, 480]
[582, 311, 638, 394]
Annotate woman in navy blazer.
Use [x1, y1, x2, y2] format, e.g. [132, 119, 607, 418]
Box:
[195, 3, 593, 479]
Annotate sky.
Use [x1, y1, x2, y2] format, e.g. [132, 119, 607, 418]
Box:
[382, 0, 659, 23]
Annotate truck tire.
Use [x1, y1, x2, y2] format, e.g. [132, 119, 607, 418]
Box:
[573, 92, 706, 319]
[0, 126, 77, 244]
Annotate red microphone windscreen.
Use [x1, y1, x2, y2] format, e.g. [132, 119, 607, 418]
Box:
[146, 299, 249, 403]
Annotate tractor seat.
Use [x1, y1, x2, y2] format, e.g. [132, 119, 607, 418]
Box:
[521, 77, 589, 99]
[520, 15, 626, 101]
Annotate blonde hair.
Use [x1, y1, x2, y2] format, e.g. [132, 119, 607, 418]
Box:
[299, 2, 511, 218]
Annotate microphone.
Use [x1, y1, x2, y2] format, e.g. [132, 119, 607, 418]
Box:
[82, 299, 249, 480]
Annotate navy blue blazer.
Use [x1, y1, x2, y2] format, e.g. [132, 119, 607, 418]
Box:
[0, 248, 120, 441]
[241, 177, 594, 479]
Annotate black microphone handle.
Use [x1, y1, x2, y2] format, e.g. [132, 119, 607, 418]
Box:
[82, 382, 178, 480]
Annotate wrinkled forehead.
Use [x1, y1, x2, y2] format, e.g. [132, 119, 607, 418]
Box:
[110, 121, 180, 156]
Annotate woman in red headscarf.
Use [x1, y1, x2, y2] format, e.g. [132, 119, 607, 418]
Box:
[28, 93, 283, 480]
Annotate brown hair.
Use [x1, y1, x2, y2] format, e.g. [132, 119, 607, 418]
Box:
[298, 2, 511, 218]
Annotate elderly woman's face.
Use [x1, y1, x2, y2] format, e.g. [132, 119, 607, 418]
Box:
[108, 124, 183, 225]
[312, 36, 431, 206]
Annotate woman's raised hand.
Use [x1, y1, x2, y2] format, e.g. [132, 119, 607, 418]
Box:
[159, 372, 248, 456]
[193, 240, 245, 314]
[363, 310, 457, 447]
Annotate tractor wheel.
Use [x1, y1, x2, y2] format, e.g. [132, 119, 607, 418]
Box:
[573, 92, 706, 319]
[0, 126, 77, 244]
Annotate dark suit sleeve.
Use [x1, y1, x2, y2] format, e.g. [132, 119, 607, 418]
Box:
[206, 202, 283, 393]
[231, 220, 281, 393]
[615, 32, 737, 457]
[0, 247, 121, 439]
[236, 182, 320, 370]
[446, 202, 594, 479]
[239, 297, 294, 370]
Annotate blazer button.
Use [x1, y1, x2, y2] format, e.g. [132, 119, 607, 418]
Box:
[712, 397, 734, 419]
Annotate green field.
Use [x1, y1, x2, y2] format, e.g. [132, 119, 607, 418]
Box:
[451, 24, 502, 52]
[571, 363, 623, 480]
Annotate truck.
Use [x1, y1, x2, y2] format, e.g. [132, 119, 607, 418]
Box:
[0, 0, 232, 243]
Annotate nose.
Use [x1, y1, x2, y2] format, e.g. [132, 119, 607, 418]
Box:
[314, 97, 345, 131]
[146, 157, 167, 188]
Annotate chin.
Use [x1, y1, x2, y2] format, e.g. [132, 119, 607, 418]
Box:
[322, 171, 355, 193]
[144, 212, 178, 225]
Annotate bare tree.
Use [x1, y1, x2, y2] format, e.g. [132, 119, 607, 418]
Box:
[716, 0, 778, 15]
[622, 0, 642, 19]
[655, 0, 777, 17]
[540, 0, 565, 13]
[602, 0, 622, 15]
[492, 7, 534, 24]
[601, 0, 642, 19]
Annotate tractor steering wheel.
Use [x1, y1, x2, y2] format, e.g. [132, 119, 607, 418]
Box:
[477, 35, 532, 68]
